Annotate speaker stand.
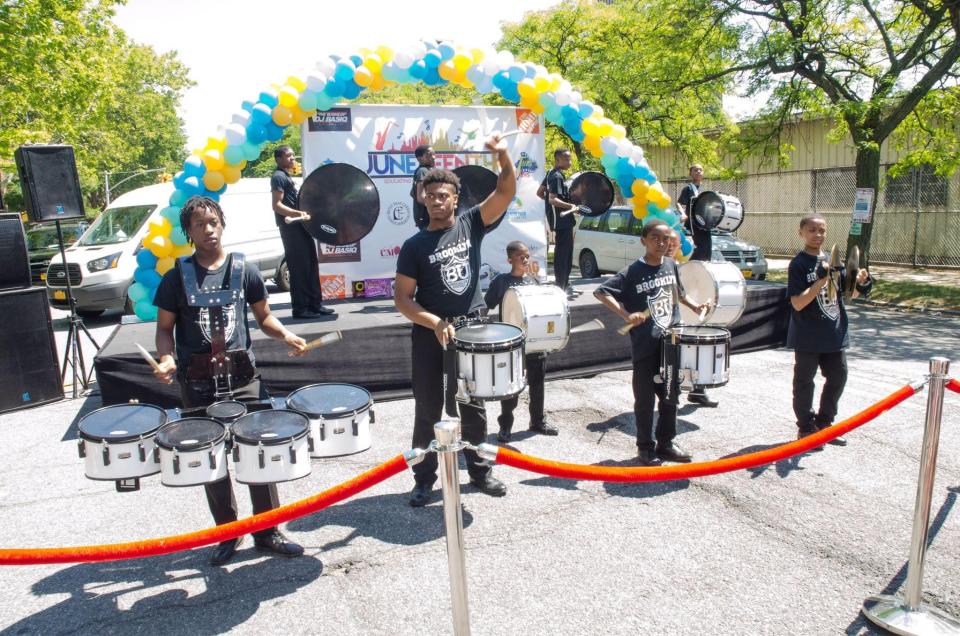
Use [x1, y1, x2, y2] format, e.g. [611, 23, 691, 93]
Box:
[54, 220, 100, 398]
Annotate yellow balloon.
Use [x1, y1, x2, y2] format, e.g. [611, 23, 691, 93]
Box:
[222, 164, 242, 184]
[470, 48, 485, 64]
[272, 105, 293, 126]
[286, 76, 306, 92]
[278, 86, 299, 108]
[203, 149, 225, 172]
[590, 105, 605, 120]
[520, 93, 539, 110]
[290, 106, 308, 125]
[549, 73, 562, 91]
[363, 54, 383, 73]
[597, 118, 614, 137]
[581, 118, 599, 137]
[205, 136, 227, 152]
[632, 203, 646, 219]
[358, 47, 372, 57]
[172, 244, 194, 258]
[370, 74, 386, 92]
[147, 217, 172, 236]
[631, 180, 649, 198]
[202, 170, 225, 191]
[583, 135, 602, 157]
[147, 234, 172, 259]
[438, 60, 457, 81]
[452, 52, 472, 72]
[533, 76, 551, 93]
[156, 257, 175, 275]
[354, 66, 373, 87]
[611, 124, 627, 139]
[674, 251, 690, 264]
[375, 45, 394, 63]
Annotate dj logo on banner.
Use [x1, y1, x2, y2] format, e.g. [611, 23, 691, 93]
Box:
[318, 242, 361, 263]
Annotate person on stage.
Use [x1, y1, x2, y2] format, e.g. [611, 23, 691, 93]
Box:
[271, 145, 334, 319]
[411, 144, 435, 230]
[787, 214, 871, 447]
[484, 241, 559, 442]
[594, 219, 709, 466]
[675, 163, 718, 408]
[395, 134, 516, 507]
[153, 195, 308, 566]
[542, 148, 580, 299]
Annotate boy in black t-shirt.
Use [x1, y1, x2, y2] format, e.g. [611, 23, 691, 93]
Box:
[594, 219, 710, 466]
[484, 241, 559, 442]
[787, 214, 871, 446]
[542, 148, 580, 298]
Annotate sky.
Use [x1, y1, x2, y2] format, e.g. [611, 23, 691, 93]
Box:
[111, 0, 561, 150]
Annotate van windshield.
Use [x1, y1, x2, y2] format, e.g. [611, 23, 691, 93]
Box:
[78, 205, 155, 246]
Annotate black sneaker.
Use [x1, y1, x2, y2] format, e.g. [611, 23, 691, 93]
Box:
[638, 448, 663, 466]
[656, 443, 692, 463]
[409, 482, 433, 507]
[496, 428, 512, 443]
[797, 426, 824, 451]
[816, 422, 847, 446]
[688, 392, 719, 408]
[529, 422, 559, 436]
[469, 474, 507, 497]
[314, 306, 335, 315]
[254, 531, 304, 558]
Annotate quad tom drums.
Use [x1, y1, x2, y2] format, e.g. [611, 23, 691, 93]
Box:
[230, 410, 312, 485]
[155, 418, 229, 487]
[678, 261, 746, 327]
[287, 383, 375, 458]
[77, 403, 166, 491]
[500, 285, 570, 354]
[453, 322, 526, 400]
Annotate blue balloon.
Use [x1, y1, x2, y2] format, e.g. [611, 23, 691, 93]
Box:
[134, 299, 158, 322]
[136, 249, 158, 269]
[617, 173, 634, 193]
[680, 236, 693, 256]
[423, 68, 442, 86]
[246, 123, 267, 144]
[334, 60, 356, 83]
[507, 65, 525, 82]
[568, 127, 585, 143]
[172, 171, 187, 188]
[501, 85, 520, 103]
[578, 102, 594, 118]
[323, 79, 344, 98]
[560, 105, 580, 121]
[169, 226, 188, 246]
[258, 91, 278, 108]
[342, 80, 361, 100]
[423, 50, 442, 69]
[632, 163, 651, 181]
[250, 102, 273, 125]
[466, 66, 483, 84]
[182, 176, 202, 196]
[241, 100, 255, 113]
[264, 121, 284, 142]
[349, 54, 363, 67]
[616, 157, 632, 174]
[438, 43, 455, 60]
[643, 172, 657, 185]
[476, 78, 494, 95]
[491, 71, 509, 91]
[182, 155, 205, 177]
[524, 63, 538, 79]
[133, 266, 162, 288]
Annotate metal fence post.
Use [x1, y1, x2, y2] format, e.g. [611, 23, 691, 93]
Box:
[863, 358, 960, 635]
[434, 418, 471, 636]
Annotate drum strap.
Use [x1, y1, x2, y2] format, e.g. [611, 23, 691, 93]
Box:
[661, 330, 681, 406]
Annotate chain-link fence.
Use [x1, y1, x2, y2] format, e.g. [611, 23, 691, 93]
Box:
[662, 166, 960, 267]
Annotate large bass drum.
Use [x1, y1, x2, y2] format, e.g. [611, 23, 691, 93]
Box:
[691, 191, 744, 232]
[155, 418, 229, 487]
[231, 410, 312, 485]
[287, 383, 375, 458]
[77, 403, 166, 490]
[678, 260, 746, 326]
[500, 285, 570, 354]
[453, 322, 526, 401]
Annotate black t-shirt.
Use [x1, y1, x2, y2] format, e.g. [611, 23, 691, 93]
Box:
[396, 206, 503, 317]
[679, 182, 711, 261]
[484, 273, 534, 314]
[153, 256, 268, 376]
[785, 250, 850, 352]
[270, 169, 299, 227]
[596, 257, 684, 359]
[544, 168, 573, 231]
[411, 165, 431, 229]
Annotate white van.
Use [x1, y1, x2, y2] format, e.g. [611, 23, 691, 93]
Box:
[46, 178, 290, 317]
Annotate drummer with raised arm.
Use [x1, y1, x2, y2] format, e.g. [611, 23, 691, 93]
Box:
[394, 134, 516, 508]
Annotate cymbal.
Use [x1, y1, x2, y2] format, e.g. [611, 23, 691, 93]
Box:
[453, 165, 498, 215]
[567, 171, 614, 217]
[844, 245, 860, 297]
[298, 163, 380, 246]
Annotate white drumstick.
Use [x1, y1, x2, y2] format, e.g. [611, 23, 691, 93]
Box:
[284, 215, 311, 224]
[303, 330, 342, 352]
[135, 343, 163, 373]
[698, 303, 710, 321]
[617, 310, 651, 336]
[569, 318, 605, 334]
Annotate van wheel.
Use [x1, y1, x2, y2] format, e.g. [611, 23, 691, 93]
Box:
[77, 309, 104, 319]
[123, 294, 134, 315]
[579, 251, 599, 278]
[275, 260, 290, 292]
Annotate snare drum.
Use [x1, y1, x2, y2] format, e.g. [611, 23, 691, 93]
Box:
[231, 410, 312, 484]
[155, 418, 228, 487]
[678, 261, 746, 326]
[453, 322, 526, 400]
[287, 383, 375, 458]
[77, 404, 166, 487]
[500, 285, 570, 354]
[666, 326, 730, 389]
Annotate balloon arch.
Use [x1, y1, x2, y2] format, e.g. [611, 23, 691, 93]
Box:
[129, 41, 687, 321]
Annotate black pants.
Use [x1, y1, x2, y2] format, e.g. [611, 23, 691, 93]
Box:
[498, 353, 546, 431]
[410, 325, 492, 486]
[179, 377, 279, 541]
[793, 350, 847, 429]
[632, 348, 677, 450]
[554, 227, 574, 290]
[278, 221, 323, 314]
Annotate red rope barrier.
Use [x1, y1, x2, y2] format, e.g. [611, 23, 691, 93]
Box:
[947, 378, 960, 394]
[0, 454, 409, 566]
[494, 383, 918, 483]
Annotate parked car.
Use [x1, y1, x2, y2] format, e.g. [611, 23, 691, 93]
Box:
[25, 221, 88, 286]
[572, 205, 768, 279]
[46, 178, 289, 318]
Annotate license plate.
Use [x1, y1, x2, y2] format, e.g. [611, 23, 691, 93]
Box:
[742, 269, 752, 279]
[40, 272, 46, 281]
[53, 290, 66, 300]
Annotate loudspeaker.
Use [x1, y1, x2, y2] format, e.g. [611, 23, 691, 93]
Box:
[14, 145, 86, 222]
[0, 213, 31, 290]
[0, 287, 63, 413]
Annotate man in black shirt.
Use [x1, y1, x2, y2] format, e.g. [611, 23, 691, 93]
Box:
[543, 148, 579, 299]
[411, 144, 435, 230]
[154, 195, 309, 566]
[271, 145, 334, 318]
[395, 134, 516, 507]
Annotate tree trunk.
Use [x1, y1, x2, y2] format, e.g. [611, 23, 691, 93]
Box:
[845, 144, 881, 269]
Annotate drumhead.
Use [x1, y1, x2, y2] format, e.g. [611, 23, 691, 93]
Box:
[205, 400, 247, 423]
[232, 410, 309, 446]
[453, 165, 497, 216]
[453, 322, 524, 352]
[567, 171, 614, 217]
[156, 418, 226, 451]
[286, 383, 373, 419]
[674, 326, 730, 342]
[78, 404, 167, 443]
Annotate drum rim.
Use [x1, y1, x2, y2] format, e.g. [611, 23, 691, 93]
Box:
[78, 403, 168, 443]
[679, 261, 746, 326]
[453, 323, 525, 352]
[231, 409, 310, 446]
[204, 400, 248, 422]
[285, 382, 373, 419]
[156, 417, 228, 451]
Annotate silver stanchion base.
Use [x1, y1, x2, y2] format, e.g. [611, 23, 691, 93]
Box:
[863, 595, 960, 636]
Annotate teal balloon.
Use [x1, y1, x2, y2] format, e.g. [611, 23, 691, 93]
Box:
[134, 300, 158, 322]
[662, 210, 680, 226]
[169, 189, 187, 207]
[135, 249, 157, 269]
[316, 93, 335, 111]
[298, 90, 317, 111]
[641, 215, 655, 226]
[224, 145, 245, 166]
[647, 201, 663, 215]
[127, 282, 149, 304]
[600, 155, 619, 171]
[241, 141, 261, 161]
[169, 226, 188, 246]
[159, 205, 180, 224]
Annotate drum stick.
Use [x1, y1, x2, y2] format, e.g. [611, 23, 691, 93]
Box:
[283, 215, 311, 224]
[303, 330, 342, 352]
[617, 310, 650, 336]
[135, 343, 163, 373]
[570, 318, 605, 334]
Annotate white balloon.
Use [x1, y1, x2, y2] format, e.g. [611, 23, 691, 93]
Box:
[616, 139, 633, 158]
[224, 123, 247, 146]
[496, 49, 514, 68]
[600, 137, 618, 155]
[631, 148, 646, 164]
[555, 90, 571, 106]
[306, 72, 327, 92]
[231, 111, 250, 126]
[316, 57, 336, 77]
[394, 51, 413, 69]
[559, 80, 572, 93]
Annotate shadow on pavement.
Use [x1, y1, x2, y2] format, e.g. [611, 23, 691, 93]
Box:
[720, 442, 811, 479]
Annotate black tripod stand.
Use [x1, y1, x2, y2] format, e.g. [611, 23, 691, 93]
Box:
[54, 220, 100, 398]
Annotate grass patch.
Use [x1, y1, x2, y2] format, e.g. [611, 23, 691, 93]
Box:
[763, 269, 960, 311]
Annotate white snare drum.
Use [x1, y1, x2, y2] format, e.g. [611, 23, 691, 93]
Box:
[501, 285, 570, 354]
[672, 326, 730, 389]
[231, 410, 312, 484]
[287, 383, 374, 458]
[678, 260, 746, 326]
[77, 404, 165, 488]
[155, 418, 228, 487]
[453, 322, 526, 401]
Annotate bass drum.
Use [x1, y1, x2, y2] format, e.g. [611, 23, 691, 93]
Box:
[500, 285, 570, 354]
[691, 191, 744, 232]
[678, 261, 745, 327]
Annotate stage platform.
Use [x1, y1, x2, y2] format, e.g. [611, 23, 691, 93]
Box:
[94, 279, 788, 407]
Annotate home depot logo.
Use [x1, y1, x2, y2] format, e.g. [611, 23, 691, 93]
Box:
[318, 242, 361, 263]
[380, 245, 401, 258]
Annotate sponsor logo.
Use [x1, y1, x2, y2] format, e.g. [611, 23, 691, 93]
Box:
[515, 109, 541, 133]
[515, 152, 538, 178]
[318, 242, 362, 263]
[380, 245, 401, 258]
[387, 201, 410, 225]
[320, 224, 337, 235]
[307, 108, 352, 132]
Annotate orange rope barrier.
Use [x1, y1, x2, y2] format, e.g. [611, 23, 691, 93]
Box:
[0, 454, 409, 565]
[947, 378, 960, 394]
[491, 383, 917, 483]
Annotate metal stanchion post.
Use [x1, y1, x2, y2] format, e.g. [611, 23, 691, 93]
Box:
[434, 418, 471, 636]
[863, 357, 960, 635]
